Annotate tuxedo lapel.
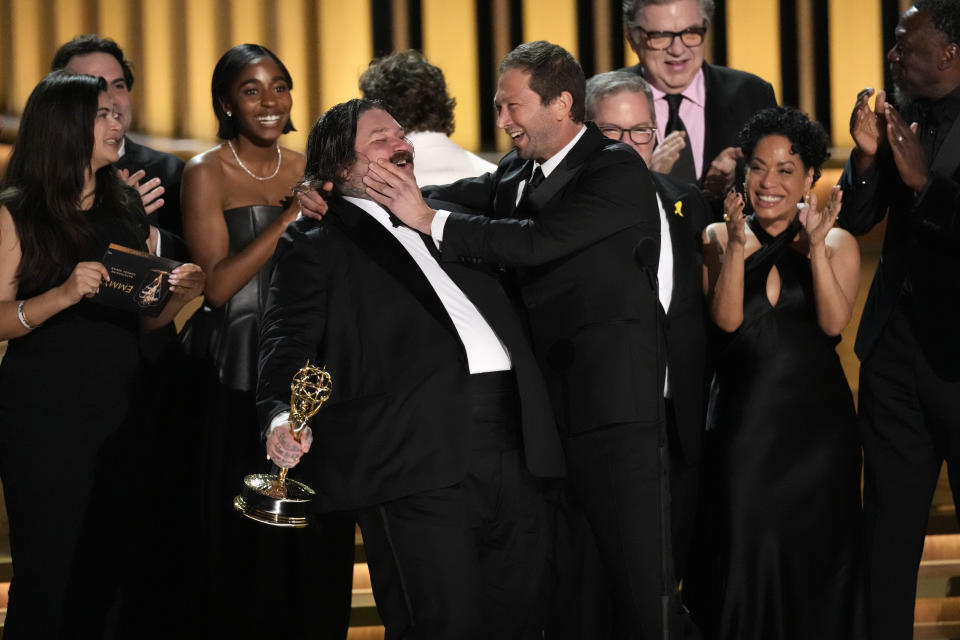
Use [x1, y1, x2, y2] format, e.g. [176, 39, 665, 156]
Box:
[653, 174, 696, 311]
[328, 199, 458, 337]
[497, 156, 528, 218]
[701, 64, 726, 180]
[526, 162, 576, 211]
[518, 125, 605, 215]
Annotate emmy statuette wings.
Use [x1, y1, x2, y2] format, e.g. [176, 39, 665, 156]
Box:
[233, 362, 332, 528]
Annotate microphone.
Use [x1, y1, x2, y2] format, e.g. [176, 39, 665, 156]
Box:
[634, 236, 659, 292]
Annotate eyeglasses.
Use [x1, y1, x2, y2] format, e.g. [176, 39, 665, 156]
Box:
[630, 24, 707, 50]
[598, 125, 657, 145]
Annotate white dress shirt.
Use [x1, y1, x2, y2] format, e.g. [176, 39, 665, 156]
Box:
[407, 131, 497, 187]
[270, 195, 513, 433]
[431, 125, 587, 241]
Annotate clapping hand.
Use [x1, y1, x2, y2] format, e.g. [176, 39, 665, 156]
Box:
[118, 168, 166, 216]
[798, 186, 842, 248]
[850, 88, 887, 158]
[723, 189, 746, 247]
[702, 147, 744, 199]
[649, 131, 687, 173]
[884, 103, 931, 192]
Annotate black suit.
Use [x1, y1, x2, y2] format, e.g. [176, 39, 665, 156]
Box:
[114, 136, 187, 260]
[257, 197, 564, 638]
[621, 62, 776, 219]
[619, 62, 776, 181]
[650, 172, 709, 581]
[424, 124, 683, 638]
[838, 88, 960, 640]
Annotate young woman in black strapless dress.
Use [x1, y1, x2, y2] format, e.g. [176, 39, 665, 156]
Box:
[181, 44, 353, 639]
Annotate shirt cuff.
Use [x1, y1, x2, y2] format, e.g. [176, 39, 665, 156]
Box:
[153, 226, 163, 256]
[431, 209, 450, 244]
[854, 159, 879, 186]
[269, 411, 290, 434]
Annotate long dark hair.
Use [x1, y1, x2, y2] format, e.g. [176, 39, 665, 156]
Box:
[211, 44, 296, 139]
[1, 71, 136, 294]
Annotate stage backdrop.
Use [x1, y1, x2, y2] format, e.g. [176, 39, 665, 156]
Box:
[0, 0, 911, 154]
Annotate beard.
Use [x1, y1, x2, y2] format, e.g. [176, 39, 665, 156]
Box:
[890, 82, 916, 112]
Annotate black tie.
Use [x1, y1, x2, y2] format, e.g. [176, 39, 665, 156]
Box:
[527, 166, 545, 192]
[418, 231, 442, 261]
[664, 93, 698, 184]
[518, 165, 545, 211]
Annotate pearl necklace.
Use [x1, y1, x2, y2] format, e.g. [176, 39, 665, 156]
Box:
[228, 140, 281, 181]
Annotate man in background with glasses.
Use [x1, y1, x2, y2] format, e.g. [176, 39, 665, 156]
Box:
[621, 0, 776, 207]
[587, 70, 709, 595]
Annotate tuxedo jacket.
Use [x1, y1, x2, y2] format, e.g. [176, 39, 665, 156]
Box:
[115, 137, 186, 260]
[651, 172, 709, 464]
[839, 132, 960, 380]
[620, 62, 777, 181]
[257, 198, 565, 512]
[423, 124, 668, 438]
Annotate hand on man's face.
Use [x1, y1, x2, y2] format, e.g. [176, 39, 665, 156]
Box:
[364, 159, 436, 235]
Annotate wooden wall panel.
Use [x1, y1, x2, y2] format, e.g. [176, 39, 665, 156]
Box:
[9, 0, 49, 113]
[423, 0, 479, 150]
[0, 0, 911, 154]
[829, 0, 883, 147]
[726, 0, 781, 103]
[139, 0, 177, 136]
[273, 0, 312, 150]
[523, 0, 578, 57]
[184, 0, 220, 141]
[318, 0, 371, 112]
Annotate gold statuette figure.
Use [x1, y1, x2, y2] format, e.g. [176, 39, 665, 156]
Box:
[233, 362, 332, 527]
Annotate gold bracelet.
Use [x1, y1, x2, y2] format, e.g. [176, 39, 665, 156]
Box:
[16, 300, 38, 330]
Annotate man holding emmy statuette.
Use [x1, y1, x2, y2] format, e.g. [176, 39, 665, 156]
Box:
[257, 99, 566, 639]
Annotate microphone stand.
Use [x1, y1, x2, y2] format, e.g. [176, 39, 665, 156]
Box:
[636, 237, 675, 640]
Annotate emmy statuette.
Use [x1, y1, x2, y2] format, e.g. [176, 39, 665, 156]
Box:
[233, 363, 332, 528]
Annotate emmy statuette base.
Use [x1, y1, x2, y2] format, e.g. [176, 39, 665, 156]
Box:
[233, 472, 316, 528]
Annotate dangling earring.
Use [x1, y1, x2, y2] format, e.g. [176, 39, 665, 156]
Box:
[225, 110, 232, 117]
[803, 192, 810, 204]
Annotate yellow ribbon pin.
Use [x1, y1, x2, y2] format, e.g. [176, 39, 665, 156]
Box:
[674, 200, 684, 217]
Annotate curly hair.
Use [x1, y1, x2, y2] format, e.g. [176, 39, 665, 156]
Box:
[738, 106, 829, 184]
[915, 0, 960, 46]
[359, 50, 455, 136]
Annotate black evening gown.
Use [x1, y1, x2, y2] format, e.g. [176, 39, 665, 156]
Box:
[691, 217, 865, 640]
[0, 204, 150, 638]
[185, 205, 355, 639]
